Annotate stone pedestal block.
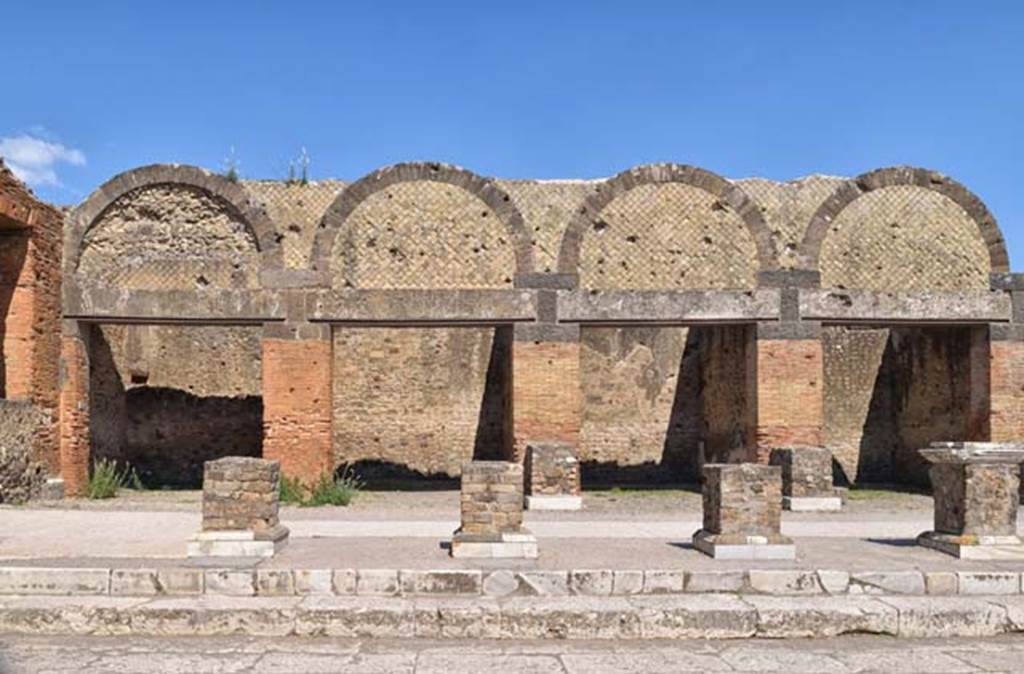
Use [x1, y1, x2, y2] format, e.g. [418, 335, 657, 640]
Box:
[525, 442, 582, 511]
[693, 463, 794, 560]
[769, 447, 841, 512]
[188, 457, 289, 558]
[451, 461, 537, 559]
[918, 442, 1024, 559]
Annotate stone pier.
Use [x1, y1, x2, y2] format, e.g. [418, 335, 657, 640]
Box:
[451, 461, 537, 559]
[693, 463, 795, 560]
[918, 442, 1024, 560]
[769, 447, 841, 512]
[187, 457, 290, 558]
[524, 442, 582, 511]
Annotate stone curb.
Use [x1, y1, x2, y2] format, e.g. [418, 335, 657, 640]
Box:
[1, 594, 1024, 640]
[1, 567, 1022, 599]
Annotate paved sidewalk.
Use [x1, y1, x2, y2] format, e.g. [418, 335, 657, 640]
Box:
[3, 634, 1024, 673]
[0, 506, 1019, 572]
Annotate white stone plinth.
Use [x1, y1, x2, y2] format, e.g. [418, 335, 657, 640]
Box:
[692, 530, 796, 560]
[450, 531, 538, 559]
[187, 526, 289, 558]
[525, 495, 582, 511]
[783, 496, 842, 512]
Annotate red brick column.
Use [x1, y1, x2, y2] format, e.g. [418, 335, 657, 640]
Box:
[988, 327, 1024, 442]
[261, 323, 333, 485]
[58, 321, 90, 496]
[511, 324, 582, 462]
[753, 324, 824, 462]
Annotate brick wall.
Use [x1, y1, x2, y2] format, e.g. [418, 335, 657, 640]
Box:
[58, 326, 90, 496]
[332, 326, 511, 478]
[701, 325, 755, 464]
[0, 162, 63, 476]
[754, 336, 824, 461]
[511, 336, 582, 462]
[990, 338, 1024, 442]
[263, 331, 333, 484]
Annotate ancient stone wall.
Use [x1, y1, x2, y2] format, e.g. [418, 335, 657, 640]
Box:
[88, 324, 262, 487]
[578, 182, 759, 290]
[890, 327, 976, 485]
[823, 325, 978, 487]
[332, 326, 511, 478]
[819, 186, 990, 291]
[49, 161, 1015, 491]
[579, 326, 702, 482]
[822, 326, 896, 484]
[0, 400, 48, 502]
[0, 161, 62, 478]
[700, 325, 754, 464]
[78, 184, 260, 290]
[330, 180, 517, 289]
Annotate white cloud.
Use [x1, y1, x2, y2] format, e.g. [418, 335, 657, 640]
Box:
[0, 133, 86, 188]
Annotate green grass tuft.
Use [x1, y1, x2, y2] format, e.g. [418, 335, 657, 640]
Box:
[87, 459, 133, 499]
[279, 466, 362, 507]
[279, 475, 305, 504]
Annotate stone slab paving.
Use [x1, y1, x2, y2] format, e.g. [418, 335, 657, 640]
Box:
[4, 634, 1024, 673]
[0, 507, 960, 559]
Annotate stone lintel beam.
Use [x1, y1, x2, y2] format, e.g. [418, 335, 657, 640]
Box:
[557, 289, 780, 324]
[307, 289, 536, 324]
[801, 289, 1011, 323]
[63, 283, 285, 324]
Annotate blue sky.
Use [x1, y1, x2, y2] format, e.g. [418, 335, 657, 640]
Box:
[3, 1, 1023, 266]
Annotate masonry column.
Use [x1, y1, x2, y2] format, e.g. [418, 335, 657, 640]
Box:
[261, 323, 333, 485]
[987, 274, 1024, 442]
[753, 271, 824, 463]
[511, 275, 582, 464]
[58, 320, 90, 496]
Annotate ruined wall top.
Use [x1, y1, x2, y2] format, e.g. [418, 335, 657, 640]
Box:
[61, 161, 1012, 325]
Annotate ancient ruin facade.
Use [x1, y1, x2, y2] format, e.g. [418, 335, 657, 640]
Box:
[0, 161, 63, 501]
[1, 159, 1021, 497]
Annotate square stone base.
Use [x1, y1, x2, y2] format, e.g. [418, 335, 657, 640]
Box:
[692, 530, 796, 560]
[39, 478, 65, 500]
[525, 495, 582, 511]
[451, 531, 538, 559]
[783, 496, 842, 512]
[187, 525, 289, 558]
[917, 531, 1024, 560]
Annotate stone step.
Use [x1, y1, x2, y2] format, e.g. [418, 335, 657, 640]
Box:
[0, 594, 1021, 640]
[0, 566, 1020, 599]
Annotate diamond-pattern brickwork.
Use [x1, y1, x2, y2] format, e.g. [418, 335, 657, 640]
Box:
[77, 185, 260, 290]
[820, 185, 990, 291]
[496, 180, 593, 274]
[331, 180, 517, 289]
[243, 180, 345, 269]
[737, 176, 845, 270]
[579, 183, 759, 290]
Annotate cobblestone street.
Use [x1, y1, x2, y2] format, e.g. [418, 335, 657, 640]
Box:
[4, 634, 1024, 673]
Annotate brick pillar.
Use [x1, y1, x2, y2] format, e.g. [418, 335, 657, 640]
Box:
[989, 326, 1024, 442]
[58, 321, 90, 496]
[753, 323, 824, 462]
[261, 323, 333, 485]
[511, 323, 582, 462]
